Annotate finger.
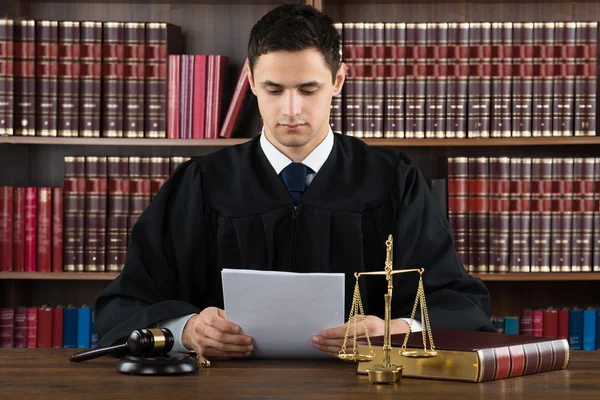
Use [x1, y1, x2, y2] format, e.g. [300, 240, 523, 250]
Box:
[205, 312, 243, 335]
[312, 336, 345, 348]
[319, 321, 367, 340]
[198, 335, 253, 354]
[217, 308, 226, 319]
[314, 344, 343, 354]
[203, 324, 253, 346]
[203, 347, 252, 358]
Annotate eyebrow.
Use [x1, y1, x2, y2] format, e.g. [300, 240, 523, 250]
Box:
[261, 80, 322, 88]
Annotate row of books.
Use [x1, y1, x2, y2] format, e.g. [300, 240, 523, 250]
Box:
[445, 157, 600, 273]
[0, 19, 250, 140]
[331, 21, 597, 139]
[0, 306, 97, 349]
[0, 156, 190, 272]
[491, 307, 600, 350]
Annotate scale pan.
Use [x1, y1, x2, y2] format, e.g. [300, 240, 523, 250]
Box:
[400, 350, 438, 358]
[338, 353, 374, 362]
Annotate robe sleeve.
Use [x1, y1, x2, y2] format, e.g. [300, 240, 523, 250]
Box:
[390, 154, 495, 332]
[95, 159, 211, 347]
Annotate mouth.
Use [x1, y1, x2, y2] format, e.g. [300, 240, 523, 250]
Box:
[282, 124, 305, 129]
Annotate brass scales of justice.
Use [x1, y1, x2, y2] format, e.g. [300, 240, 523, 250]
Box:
[337, 234, 438, 384]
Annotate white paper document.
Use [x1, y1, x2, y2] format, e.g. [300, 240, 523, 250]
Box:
[221, 268, 345, 358]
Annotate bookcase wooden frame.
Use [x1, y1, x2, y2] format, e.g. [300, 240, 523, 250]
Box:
[1, 0, 600, 319]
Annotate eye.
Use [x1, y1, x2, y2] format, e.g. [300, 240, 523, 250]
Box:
[300, 89, 317, 95]
[266, 89, 282, 95]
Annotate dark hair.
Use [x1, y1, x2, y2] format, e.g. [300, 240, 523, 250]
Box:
[248, 3, 341, 83]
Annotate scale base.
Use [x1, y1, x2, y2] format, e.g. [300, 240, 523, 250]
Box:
[116, 353, 198, 376]
[366, 364, 404, 384]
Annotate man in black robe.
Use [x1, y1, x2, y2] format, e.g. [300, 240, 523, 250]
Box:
[95, 4, 494, 359]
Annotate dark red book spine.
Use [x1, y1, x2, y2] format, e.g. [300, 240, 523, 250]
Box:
[107, 157, 129, 272]
[574, 22, 597, 137]
[520, 308, 533, 335]
[404, 22, 426, 139]
[57, 21, 80, 137]
[0, 186, 13, 271]
[14, 20, 36, 136]
[36, 307, 53, 348]
[193, 54, 208, 139]
[447, 157, 469, 270]
[543, 309, 559, 338]
[558, 308, 569, 340]
[489, 157, 510, 273]
[571, 158, 594, 272]
[594, 157, 600, 272]
[24, 187, 37, 272]
[425, 22, 447, 139]
[167, 55, 180, 139]
[84, 157, 107, 271]
[52, 187, 63, 272]
[467, 22, 491, 138]
[52, 307, 63, 348]
[445, 23, 469, 139]
[26, 308, 37, 348]
[145, 23, 182, 138]
[531, 22, 554, 138]
[550, 158, 574, 272]
[552, 22, 576, 137]
[79, 22, 102, 137]
[128, 157, 151, 232]
[12, 187, 25, 272]
[205, 55, 227, 139]
[102, 22, 124, 138]
[150, 157, 170, 198]
[383, 22, 406, 139]
[180, 54, 194, 139]
[0, 19, 14, 136]
[490, 22, 512, 138]
[63, 156, 86, 272]
[219, 58, 254, 139]
[468, 157, 489, 273]
[530, 158, 553, 272]
[35, 20, 58, 137]
[13, 307, 26, 348]
[511, 22, 534, 137]
[36, 187, 52, 272]
[0, 308, 14, 348]
[123, 22, 145, 138]
[509, 158, 532, 272]
[532, 309, 544, 337]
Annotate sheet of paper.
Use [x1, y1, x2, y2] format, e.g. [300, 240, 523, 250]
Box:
[221, 268, 345, 359]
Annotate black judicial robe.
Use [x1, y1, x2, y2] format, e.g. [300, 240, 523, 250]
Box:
[95, 133, 495, 347]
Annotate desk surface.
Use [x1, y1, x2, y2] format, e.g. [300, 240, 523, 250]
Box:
[1, 349, 599, 399]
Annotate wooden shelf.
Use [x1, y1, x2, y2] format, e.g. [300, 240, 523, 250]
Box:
[2, 271, 600, 281]
[2, 136, 600, 147]
[472, 272, 600, 281]
[0, 272, 119, 280]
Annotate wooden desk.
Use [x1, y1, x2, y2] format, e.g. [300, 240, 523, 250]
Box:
[1, 349, 599, 399]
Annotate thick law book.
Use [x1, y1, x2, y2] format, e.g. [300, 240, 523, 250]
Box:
[356, 328, 570, 382]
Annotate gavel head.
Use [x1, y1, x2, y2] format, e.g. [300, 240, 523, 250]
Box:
[127, 328, 175, 355]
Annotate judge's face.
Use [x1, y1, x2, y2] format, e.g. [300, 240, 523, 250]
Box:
[248, 48, 346, 151]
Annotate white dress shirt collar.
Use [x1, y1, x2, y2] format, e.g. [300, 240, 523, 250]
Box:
[259, 125, 334, 175]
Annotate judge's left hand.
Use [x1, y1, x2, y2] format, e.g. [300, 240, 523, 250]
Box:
[311, 316, 409, 357]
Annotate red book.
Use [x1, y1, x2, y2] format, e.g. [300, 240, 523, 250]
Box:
[26, 307, 37, 348]
[36, 187, 52, 272]
[358, 329, 570, 382]
[520, 308, 533, 335]
[35, 20, 58, 137]
[0, 186, 13, 271]
[532, 309, 544, 337]
[12, 187, 25, 271]
[543, 309, 559, 338]
[13, 307, 27, 348]
[0, 19, 13, 136]
[57, 21, 80, 137]
[219, 58, 250, 138]
[205, 55, 227, 139]
[14, 20, 36, 136]
[24, 187, 37, 272]
[0, 308, 14, 348]
[558, 308, 570, 340]
[167, 55, 181, 139]
[36, 307, 53, 348]
[52, 307, 63, 348]
[102, 22, 124, 138]
[192, 54, 207, 139]
[51, 188, 63, 272]
[123, 22, 145, 138]
[447, 157, 469, 270]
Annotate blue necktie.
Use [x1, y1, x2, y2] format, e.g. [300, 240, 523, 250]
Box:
[280, 162, 308, 203]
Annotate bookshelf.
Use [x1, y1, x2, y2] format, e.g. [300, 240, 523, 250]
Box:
[1, 0, 600, 326]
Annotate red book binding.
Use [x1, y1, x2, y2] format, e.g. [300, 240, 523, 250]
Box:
[51, 188, 63, 272]
[36, 188, 52, 272]
[24, 187, 37, 272]
[0, 186, 13, 271]
[52, 307, 63, 348]
[26, 308, 37, 348]
[0, 308, 14, 348]
[12, 187, 25, 272]
[219, 58, 249, 138]
[36, 307, 53, 348]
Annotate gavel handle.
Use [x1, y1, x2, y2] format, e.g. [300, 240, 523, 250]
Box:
[69, 343, 128, 362]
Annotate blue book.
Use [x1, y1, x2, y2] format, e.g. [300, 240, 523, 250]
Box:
[569, 308, 584, 350]
[62, 307, 78, 348]
[90, 308, 98, 348]
[596, 310, 600, 350]
[583, 309, 597, 350]
[503, 316, 519, 334]
[77, 307, 92, 348]
[492, 316, 505, 333]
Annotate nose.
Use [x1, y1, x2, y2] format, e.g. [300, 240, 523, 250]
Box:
[283, 91, 302, 117]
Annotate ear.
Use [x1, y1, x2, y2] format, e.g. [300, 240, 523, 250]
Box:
[246, 61, 256, 95]
[332, 62, 347, 97]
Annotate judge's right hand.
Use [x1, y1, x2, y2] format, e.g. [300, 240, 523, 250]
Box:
[182, 307, 254, 358]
